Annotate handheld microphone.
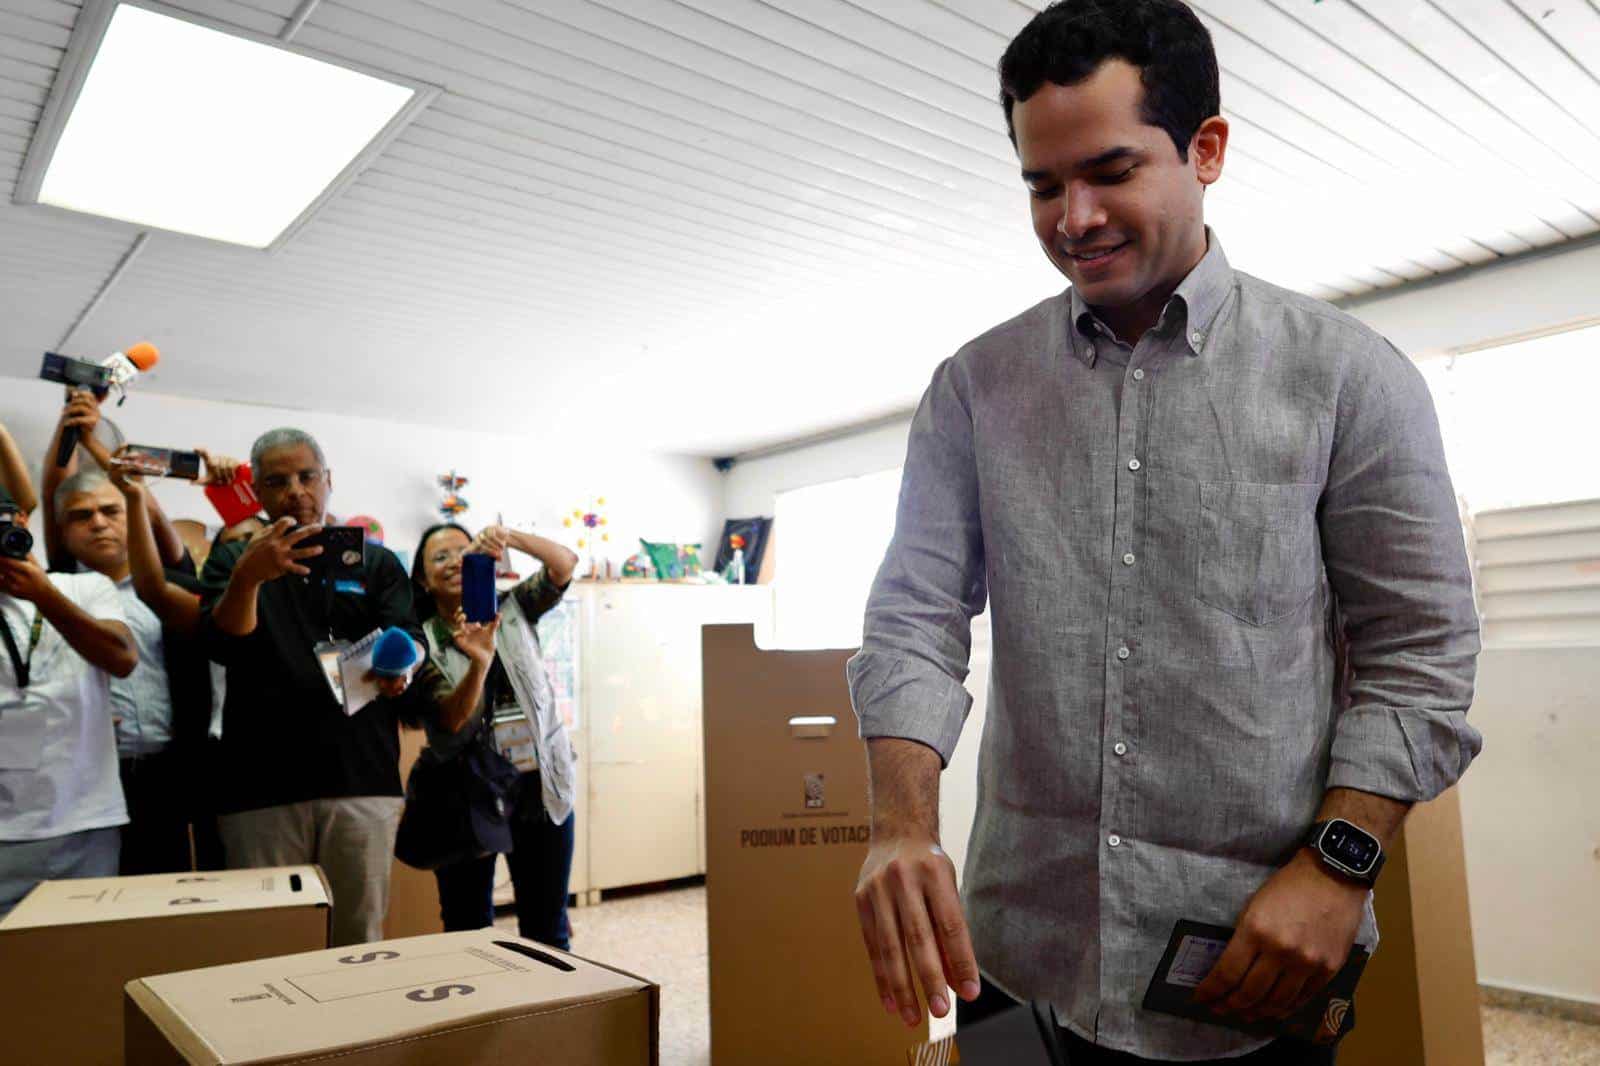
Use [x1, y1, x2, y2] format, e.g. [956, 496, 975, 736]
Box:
[51, 342, 160, 467]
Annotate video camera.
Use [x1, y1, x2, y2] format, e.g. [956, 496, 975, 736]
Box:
[39, 344, 160, 468]
[0, 504, 33, 561]
[39, 352, 116, 394]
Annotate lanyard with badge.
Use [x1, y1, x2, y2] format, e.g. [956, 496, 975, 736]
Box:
[0, 607, 43, 688]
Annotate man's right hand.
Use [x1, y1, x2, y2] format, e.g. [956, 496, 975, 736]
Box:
[233, 517, 322, 584]
[855, 832, 981, 1028]
[60, 388, 101, 434]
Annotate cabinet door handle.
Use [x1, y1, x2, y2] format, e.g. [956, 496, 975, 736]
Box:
[788, 715, 836, 739]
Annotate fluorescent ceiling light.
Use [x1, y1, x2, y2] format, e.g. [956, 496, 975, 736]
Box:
[23, 2, 429, 248]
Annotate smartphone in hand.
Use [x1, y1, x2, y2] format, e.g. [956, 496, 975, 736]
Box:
[307, 526, 364, 584]
[119, 445, 203, 480]
[462, 552, 499, 623]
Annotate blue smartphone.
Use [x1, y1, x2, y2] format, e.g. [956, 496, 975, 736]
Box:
[461, 552, 499, 623]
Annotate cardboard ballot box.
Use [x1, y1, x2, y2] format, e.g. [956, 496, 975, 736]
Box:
[124, 928, 659, 1065]
[703, 625, 933, 1066]
[0, 865, 330, 1066]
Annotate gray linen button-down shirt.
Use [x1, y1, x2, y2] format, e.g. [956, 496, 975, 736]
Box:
[848, 234, 1482, 1060]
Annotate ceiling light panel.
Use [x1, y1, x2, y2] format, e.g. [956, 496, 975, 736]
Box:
[19, 1, 431, 249]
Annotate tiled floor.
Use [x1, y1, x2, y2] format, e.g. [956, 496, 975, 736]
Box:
[499, 885, 1600, 1065]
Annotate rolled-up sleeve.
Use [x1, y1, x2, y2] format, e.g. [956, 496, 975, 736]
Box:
[1321, 338, 1483, 803]
[847, 355, 987, 767]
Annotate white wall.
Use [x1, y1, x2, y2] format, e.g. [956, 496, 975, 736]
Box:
[1, 376, 724, 568]
[1460, 647, 1600, 1006]
[1342, 236, 1600, 358]
[722, 418, 911, 522]
[724, 236, 1600, 514]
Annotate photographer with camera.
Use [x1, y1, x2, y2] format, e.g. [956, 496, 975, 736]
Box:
[200, 428, 448, 946]
[0, 481, 137, 919]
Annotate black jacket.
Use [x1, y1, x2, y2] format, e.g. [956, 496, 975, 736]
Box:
[199, 540, 438, 814]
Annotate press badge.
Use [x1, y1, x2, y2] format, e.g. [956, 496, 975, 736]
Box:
[492, 715, 538, 773]
[313, 640, 350, 704]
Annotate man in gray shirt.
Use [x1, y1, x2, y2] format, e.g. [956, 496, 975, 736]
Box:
[848, 2, 1481, 1063]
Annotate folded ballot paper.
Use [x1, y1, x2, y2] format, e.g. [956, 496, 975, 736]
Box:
[1142, 919, 1370, 1046]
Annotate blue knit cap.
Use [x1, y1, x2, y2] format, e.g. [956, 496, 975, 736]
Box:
[370, 626, 421, 677]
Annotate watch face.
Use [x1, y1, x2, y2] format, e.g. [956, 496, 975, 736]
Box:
[1322, 820, 1380, 874]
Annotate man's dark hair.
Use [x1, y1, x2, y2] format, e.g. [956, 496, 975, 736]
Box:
[999, 0, 1220, 161]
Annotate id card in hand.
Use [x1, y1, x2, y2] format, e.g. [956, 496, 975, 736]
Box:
[1141, 919, 1369, 1046]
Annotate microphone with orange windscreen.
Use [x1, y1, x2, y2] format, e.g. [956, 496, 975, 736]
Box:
[41, 342, 161, 467]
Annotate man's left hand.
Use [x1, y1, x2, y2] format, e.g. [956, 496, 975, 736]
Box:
[1190, 849, 1366, 1023]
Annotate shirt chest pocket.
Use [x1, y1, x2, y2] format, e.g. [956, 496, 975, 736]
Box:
[1196, 480, 1322, 626]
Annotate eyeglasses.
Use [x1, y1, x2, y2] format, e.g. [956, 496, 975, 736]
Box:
[428, 546, 467, 567]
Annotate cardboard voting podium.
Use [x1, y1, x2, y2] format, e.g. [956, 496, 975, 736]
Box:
[703, 625, 1487, 1065]
[703, 625, 932, 1066]
[1340, 786, 1485, 1066]
[125, 929, 658, 1064]
[0, 866, 331, 1065]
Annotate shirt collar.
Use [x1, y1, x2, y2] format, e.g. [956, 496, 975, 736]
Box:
[1064, 227, 1233, 366]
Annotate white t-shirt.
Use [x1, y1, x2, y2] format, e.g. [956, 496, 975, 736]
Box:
[0, 571, 130, 840]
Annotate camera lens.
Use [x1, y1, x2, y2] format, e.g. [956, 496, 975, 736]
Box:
[0, 521, 33, 560]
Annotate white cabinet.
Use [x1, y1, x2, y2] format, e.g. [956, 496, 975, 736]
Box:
[582, 583, 772, 893]
[494, 583, 772, 908]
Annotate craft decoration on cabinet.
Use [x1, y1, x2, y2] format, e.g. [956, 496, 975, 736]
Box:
[437, 470, 470, 520]
[713, 517, 772, 584]
[641, 539, 682, 580]
[723, 533, 746, 585]
[563, 496, 609, 579]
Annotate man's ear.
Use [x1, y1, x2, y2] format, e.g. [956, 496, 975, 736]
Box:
[1191, 115, 1229, 187]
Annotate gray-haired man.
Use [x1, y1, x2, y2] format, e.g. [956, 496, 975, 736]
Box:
[199, 428, 444, 945]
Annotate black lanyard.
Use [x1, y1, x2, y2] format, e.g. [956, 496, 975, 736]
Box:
[1, 607, 44, 688]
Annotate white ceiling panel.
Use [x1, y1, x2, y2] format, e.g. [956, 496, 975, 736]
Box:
[2, 0, 1597, 455]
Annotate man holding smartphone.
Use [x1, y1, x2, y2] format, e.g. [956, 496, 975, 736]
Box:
[200, 428, 445, 946]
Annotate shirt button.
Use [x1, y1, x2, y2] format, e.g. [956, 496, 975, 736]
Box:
[1108, 834, 1123, 848]
[1113, 742, 1128, 756]
[1127, 458, 1142, 472]
[1132, 369, 1146, 381]
[1116, 646, 1131, 661]
[1122, 553, 1136, 566]
[1191, 331, 1204, 345]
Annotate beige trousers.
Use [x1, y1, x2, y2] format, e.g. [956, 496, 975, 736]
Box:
[218, 796, 403, 947]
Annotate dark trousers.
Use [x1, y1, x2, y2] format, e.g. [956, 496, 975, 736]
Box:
[118, 749, 193, 875]
[958, 977, 1337, 1066]
[433, 771, 575, 950]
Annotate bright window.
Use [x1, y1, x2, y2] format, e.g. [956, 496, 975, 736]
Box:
[1420, 322, 1600, 513]
[772, 467, 903, 649]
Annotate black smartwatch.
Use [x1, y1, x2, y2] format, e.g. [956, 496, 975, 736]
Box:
[1305, 818, 1385, 886]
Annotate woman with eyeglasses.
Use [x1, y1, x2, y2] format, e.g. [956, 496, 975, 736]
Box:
[408, 522, 579, 946]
